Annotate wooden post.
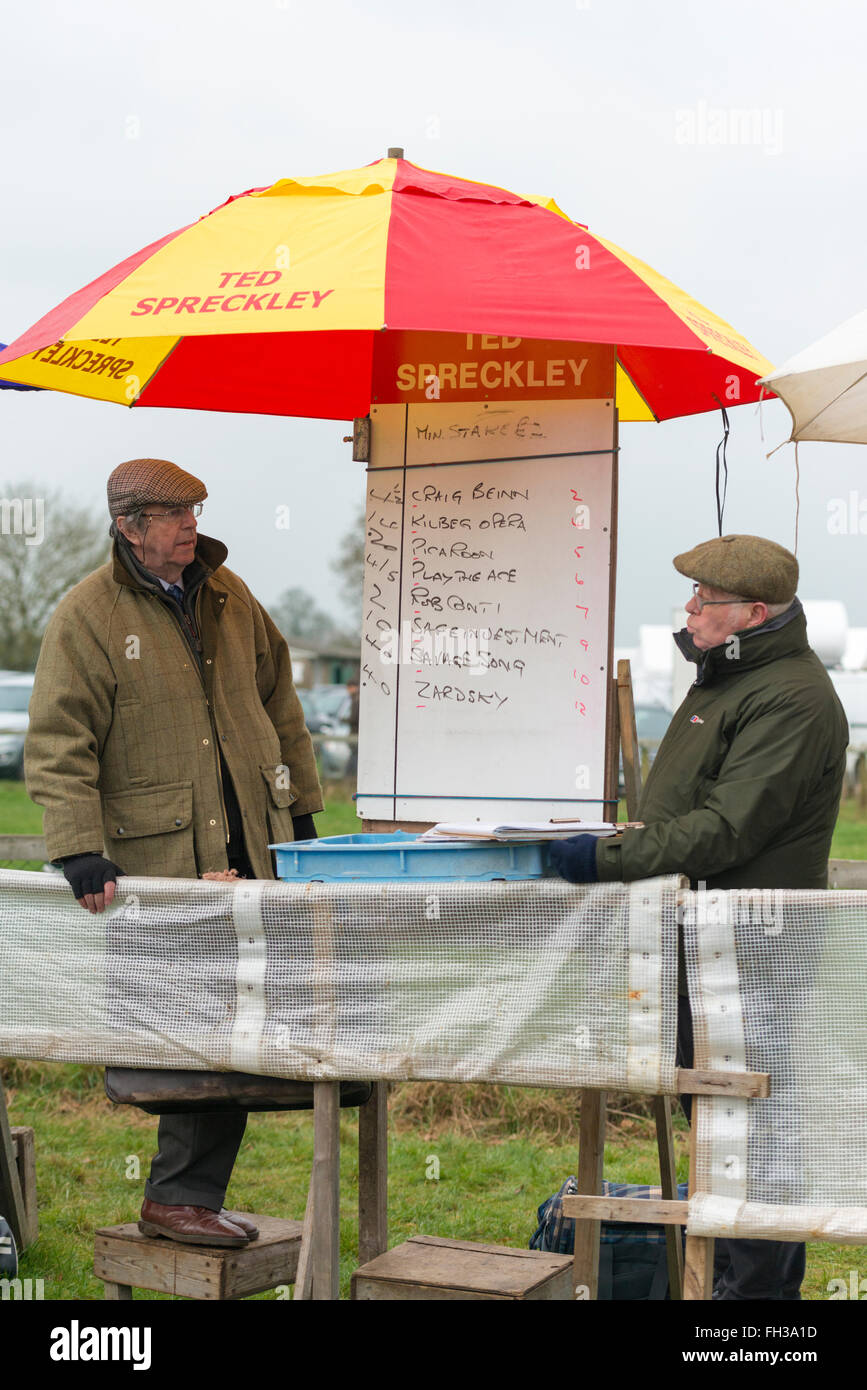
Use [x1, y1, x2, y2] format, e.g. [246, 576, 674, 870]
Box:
[572, 1090, 606, 1298]
[684, 1233, 714, 1300]
[604, 675, 620, 821]
[293, 1184, 315, 1301]
[307, 892, 342, 1300]
[10, 1127, 37, 1246]
[103, 1281, 133, 1300]
[616, 659, 642, 820]
[311, 1081, 341, 1300]
[683, 1092, 714, 1300]
[0, 835, 47, 861]
[358, 1081, 388, 1265]
[0, 1086, 28, 1251]
[653, 1095, 684, 1299]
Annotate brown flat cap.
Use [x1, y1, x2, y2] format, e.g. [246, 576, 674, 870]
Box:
[673, 534, 798, 604]
[107, 458, 207, 519]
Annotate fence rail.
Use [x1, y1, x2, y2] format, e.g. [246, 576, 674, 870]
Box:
[0, 836, 50, 860]
[1, 833, 866, 887]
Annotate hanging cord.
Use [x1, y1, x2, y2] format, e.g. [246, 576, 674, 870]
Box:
[763, 428, 800, 555]
[761, 383, 800, 550]
[710, 395, 730, 535]
[755, 384, 766, 443]
[793, 441, 800, 555]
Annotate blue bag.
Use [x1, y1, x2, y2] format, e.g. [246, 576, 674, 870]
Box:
[529, 1177, 688, 1300]
[0, 1215, 18, 1279]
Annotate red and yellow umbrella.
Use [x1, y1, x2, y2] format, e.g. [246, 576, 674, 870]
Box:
[0, 155, 773, 421]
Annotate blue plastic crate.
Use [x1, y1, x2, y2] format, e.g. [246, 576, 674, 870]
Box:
[269, 830, 551, 882]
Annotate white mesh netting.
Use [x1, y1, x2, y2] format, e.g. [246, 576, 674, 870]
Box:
[0, 870, 677, 1092]
[2, 869, 866, 1240]
[683, 886, 867, 1241]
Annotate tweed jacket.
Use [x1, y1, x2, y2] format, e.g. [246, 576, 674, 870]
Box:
[25, 533, 323, 879]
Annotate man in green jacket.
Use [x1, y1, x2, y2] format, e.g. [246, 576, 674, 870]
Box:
[25, 457, 324, 1248]
[551, 534, 849, 1299]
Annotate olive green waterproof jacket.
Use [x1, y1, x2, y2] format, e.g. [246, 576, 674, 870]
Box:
[25, 533, 323, 879]
[596, 601, 849, 890]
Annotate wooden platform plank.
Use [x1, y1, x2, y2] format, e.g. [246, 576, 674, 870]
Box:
[676, 1067, 770, 1099]
[353, 1281, 505, 1301]
[351, 1237, 572, 1301]
[94, 1216, 303, 1301]
[562, 1196, 688, 1224]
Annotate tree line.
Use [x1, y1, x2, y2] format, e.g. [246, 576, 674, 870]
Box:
[0, 485, 365, 671]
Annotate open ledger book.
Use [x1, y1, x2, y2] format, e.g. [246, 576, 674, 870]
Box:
[418, 821, 643, 842]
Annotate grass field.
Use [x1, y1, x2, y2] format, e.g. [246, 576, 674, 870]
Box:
[4, 1060, 865, 1302]
[4, 777, 867, 856]
[2, 778, 866, 1300]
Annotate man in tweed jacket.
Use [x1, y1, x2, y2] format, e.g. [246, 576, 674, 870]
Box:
[25, 457, 324, 1248]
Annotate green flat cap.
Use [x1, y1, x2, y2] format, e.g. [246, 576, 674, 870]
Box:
[673, 534, 798, 604]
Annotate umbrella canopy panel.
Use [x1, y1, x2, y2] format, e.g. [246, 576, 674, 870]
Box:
[0, 157, 773, 422]
[760, 307, 867, 444]
[0, 342, 41, 391]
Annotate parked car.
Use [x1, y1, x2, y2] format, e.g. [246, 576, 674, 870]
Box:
[311, 683, 351, 732]
[0, 671, 35, 779]
[296, 687, 320, 726]
[296, 684, 348, 734]
[308, 684, 358, 778]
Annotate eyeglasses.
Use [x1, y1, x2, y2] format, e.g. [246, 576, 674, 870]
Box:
[689, 583, 753, 612]
[140, 503, 203, 523]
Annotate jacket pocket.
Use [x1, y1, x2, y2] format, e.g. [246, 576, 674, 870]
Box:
[260, 763, 297, 809]
[104, 782, 194, 841]
[116, 698, 147, 785]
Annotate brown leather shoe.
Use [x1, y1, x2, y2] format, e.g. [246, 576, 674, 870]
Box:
[220, 1209, 259, 1240]
[138, 1199, 251, 1247]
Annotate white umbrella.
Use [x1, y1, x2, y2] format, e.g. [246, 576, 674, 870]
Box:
[760, 307, 867, 444]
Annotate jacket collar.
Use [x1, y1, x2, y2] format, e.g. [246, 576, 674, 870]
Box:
[112, 531, 228, 596]
[673, 597, 807, 687]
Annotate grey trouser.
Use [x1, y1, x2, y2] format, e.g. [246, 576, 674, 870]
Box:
[145, 838, 255, 1209]
[144, 1112, 248, 1209]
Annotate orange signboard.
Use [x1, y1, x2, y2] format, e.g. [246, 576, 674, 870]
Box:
[372, 333, 616, 404]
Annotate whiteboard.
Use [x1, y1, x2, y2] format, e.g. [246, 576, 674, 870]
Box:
[358, 399, 617, 824]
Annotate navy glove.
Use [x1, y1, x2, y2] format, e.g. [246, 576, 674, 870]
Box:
[548, 835, 599, 884]
[59, 853, 126, 913]
[291, 812, 318, 842]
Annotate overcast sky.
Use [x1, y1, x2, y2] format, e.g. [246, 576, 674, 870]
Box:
[1, 0, 865, 645]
